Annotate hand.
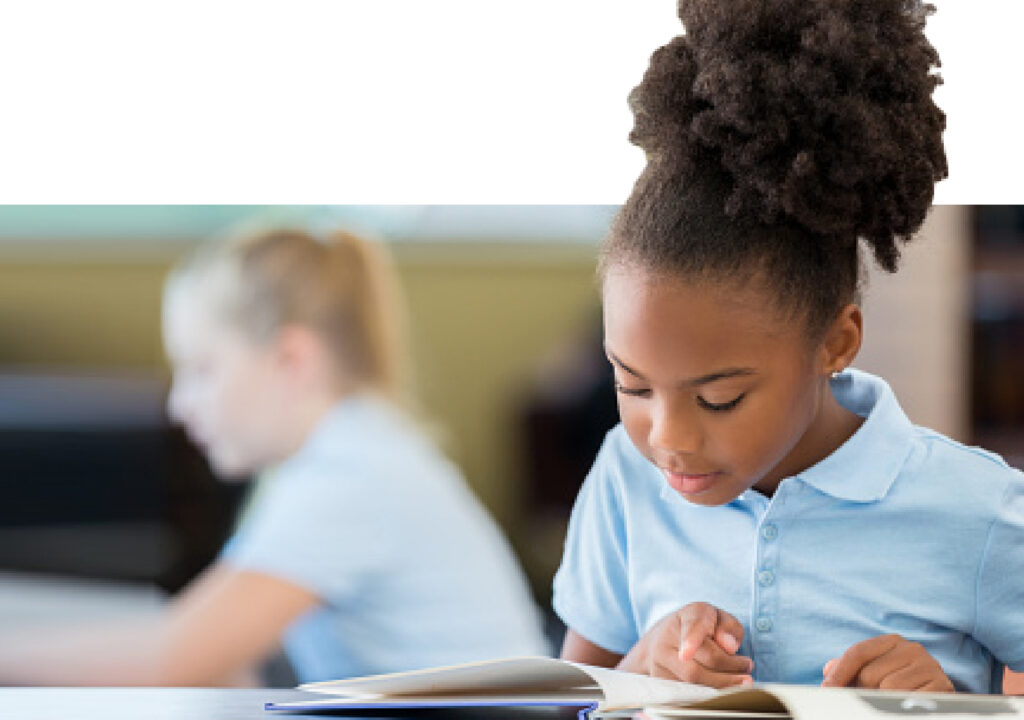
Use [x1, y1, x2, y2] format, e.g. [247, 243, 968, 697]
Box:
[821, 634, 954, 692]
[617, 602, 754, 688]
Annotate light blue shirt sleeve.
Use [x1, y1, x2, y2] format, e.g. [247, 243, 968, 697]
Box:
[552, 429, 639, 655]
[973, 470, 1024, 672]
[221, 463, 394, 603]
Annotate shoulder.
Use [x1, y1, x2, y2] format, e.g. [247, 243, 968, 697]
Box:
[290, 395, 447, 488]
[901, 425, 1024, 509]
[591, 424, 656, 484]
[840, 368, 1023, 507]
[244, 401, 430, 521]
[910, 426, 1018, 480]
[575, 423, 665, 514]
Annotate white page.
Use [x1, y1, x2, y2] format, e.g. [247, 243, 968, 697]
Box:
[300, 657, 601, 699]
[269, 692, 601, 710]
[764, 685, 1024, 720]
[675, 684, 1024, 720]
[633, 711, 788, 719]
[297, 656, 717, 711]
[581, 664, 717, 711]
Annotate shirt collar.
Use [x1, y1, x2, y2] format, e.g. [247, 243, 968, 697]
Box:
[291, 391, 392, 462]
[794, 367, 915, 503]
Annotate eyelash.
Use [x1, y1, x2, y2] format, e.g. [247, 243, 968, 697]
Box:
[697, 394, 746, 413]
[613, 382, 746, 413]
[613, 382, 650, 398]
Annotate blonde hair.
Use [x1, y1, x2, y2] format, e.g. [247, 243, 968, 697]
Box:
[169, 227, 410, 404]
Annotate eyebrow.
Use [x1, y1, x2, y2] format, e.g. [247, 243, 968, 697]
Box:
[605, 349, 757, 387]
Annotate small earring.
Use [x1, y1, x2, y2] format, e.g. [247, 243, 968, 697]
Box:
[831, 369, 842, 379]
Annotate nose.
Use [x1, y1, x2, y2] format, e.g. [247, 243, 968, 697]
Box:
[648, 395, 703, 456]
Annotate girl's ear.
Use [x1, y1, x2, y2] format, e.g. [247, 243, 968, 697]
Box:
[819, 304, 862, 376]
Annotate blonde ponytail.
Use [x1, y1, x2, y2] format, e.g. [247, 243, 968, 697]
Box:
[169, 227, 412, 405]
[318, 230, 409, 403]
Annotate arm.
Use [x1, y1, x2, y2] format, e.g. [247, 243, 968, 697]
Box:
[0, 562, 318, 686]
[560, 628, 623, 667]
[1006, 669, 1024, 695]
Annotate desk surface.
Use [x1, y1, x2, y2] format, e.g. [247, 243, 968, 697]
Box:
[0, 688, 292, 720]
[0, 689, 584, 720]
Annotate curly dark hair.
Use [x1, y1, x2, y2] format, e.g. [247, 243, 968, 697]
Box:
[602, 0, 947, 338]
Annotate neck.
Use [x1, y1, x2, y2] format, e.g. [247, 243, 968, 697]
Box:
[753, 380, 864, 497]
[276, 388, 352, 463]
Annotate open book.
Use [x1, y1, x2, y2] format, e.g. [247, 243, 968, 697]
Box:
[264, 656, 1024, 719]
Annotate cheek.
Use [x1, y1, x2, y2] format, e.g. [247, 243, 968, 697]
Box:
[729, 383, 819, 472]
[221, 363, 288, 445]
[191, 369, 256, 438]
[219, 375, 268, 428]
[617, 398, 652, 452]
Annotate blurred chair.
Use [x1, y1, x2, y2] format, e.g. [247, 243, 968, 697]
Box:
[0, 370, 247, 592]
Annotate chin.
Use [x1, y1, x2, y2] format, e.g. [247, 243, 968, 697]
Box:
[207, 453, 257, 482]
[676, 489, 740, 507]
[215, 469, 254, 483]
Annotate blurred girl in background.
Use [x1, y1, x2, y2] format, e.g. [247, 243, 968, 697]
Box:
[0, 227, 548, 685]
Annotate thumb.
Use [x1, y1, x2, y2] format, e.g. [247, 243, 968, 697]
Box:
[822, 658, 838, 679]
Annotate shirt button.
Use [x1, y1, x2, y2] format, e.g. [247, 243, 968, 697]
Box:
[761, 524, 778, 541]
[757, 570, 775, 586]
[755, 616, 772, 633]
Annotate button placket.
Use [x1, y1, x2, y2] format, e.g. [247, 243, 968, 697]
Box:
[751, 490, 785, 680]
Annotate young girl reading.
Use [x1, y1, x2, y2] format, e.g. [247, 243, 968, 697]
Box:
[0, 227, 548, 685]
[554, 0, 1024, 695]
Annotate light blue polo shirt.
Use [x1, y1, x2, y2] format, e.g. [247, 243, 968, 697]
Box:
[553, 368, 1024, 693]
[222, 393, 550, 682]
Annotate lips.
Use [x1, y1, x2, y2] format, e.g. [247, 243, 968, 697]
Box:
[661, 467, 722, 496]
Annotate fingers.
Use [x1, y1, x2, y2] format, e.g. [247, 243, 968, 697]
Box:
[651, 646, 753, 689]
[678, 603, 720, 662]
[876, 664, 939, 692]
[822, 635, 953, 692]
[678, 603, 746, 660]
[823, 634, 902, 688]
[713, 608, 746, 655]
[640, 602, 754, 689]
[919, 678, 955, 693]
[871, 648, 953, 693]
[690, 636, 754, 675]
[682, 666, 754, 689]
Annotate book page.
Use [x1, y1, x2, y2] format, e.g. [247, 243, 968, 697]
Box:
[299, 657, 601, 699]
[631, 711, 787, 719]
[770, 685, 1023, 719]
[669, 684, 1024, 720]
[579, 664, 717, 711]
[297, 655, 717, 711]
[268, 692, 601, 710]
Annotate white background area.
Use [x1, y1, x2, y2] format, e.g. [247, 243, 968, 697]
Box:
[0, 0, 1018, 203]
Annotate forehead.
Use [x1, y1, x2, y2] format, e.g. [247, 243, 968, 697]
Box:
[162, 275, 233, 356]
[602, 267, 803, 379]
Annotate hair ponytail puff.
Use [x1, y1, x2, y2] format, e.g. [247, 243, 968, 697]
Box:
[627, 0, 946, 271]
[606, 0, 947, 338]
